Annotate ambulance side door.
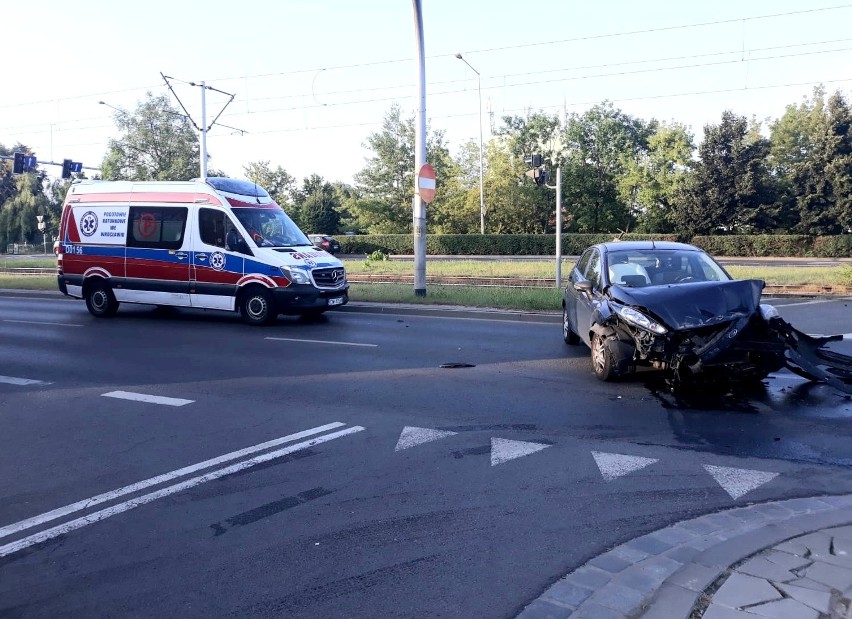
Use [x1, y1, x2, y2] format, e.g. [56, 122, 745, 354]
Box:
[190, 207, 248, 310]
[124, 205, 191, 306]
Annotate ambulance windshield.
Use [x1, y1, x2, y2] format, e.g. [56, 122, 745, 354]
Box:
[232, 207, 311, 249]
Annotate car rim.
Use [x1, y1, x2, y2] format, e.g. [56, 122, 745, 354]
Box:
[563, 308, 569, 338]
[93, 290, 107, 311]
[247, 296, 267, 320]
[592, 336, 606, 374]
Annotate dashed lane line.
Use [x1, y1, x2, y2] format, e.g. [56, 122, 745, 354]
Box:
[3, 319, 83, 327]
[265, 337, 378, 347]
[102, 391, 194, 407]
[0, 424, 365, 558]
[0, 422, 348, 542]
[0, 375, 50, 386]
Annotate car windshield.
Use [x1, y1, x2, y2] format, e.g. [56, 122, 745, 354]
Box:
[606, 249, 730, 287]
[231, 207, 311, 248]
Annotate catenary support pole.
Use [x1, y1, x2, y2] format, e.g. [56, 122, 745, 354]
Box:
[200, 81, 208, 181]
[555, 166, 562, 289]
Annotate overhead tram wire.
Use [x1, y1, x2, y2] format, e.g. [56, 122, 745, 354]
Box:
[1, 3, 849, 111]
[209, 75, 852, 138]
[209, 45, 852, 120]
[4, 41, 850, 138]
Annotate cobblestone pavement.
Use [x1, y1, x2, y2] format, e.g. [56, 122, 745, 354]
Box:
[518, 495, 852, 619]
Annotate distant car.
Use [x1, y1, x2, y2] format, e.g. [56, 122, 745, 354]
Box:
[308, 234, 341, 255]
[562, 240, 852, 391]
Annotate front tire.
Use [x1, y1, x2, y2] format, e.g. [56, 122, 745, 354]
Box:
[240, 288, 276, 326]
[85, 281, 119, 318]
[563, 306, 580, 345]
[591, 333, 618, 381]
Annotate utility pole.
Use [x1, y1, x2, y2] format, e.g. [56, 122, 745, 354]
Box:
[412, 0, 427, 296]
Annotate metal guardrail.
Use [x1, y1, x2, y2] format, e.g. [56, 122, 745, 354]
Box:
[0, 267, 56, 276]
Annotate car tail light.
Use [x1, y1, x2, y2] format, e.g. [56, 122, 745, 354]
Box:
[322, 241, 330, 247]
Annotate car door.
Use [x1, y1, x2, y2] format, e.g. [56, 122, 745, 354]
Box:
[124, 205, 191, 306]
[574, 249, 602, 346]
[190, 207, 248, 311]
[566, 249, 592, 339]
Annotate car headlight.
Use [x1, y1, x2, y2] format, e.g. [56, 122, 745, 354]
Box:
[759, 304, 779, 320]
[281, 267, 311, 285]
[614, 305, 668, 334]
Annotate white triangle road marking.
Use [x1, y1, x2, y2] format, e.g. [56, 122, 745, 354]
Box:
[394, 426, 457, 451]
[592, 451, 658, 481]
[491, 438, 550, 466]
[704, 464, 779, 500]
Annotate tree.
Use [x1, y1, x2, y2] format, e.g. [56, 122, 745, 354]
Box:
[789, 91, 852, 235]
[100, 93, 205, 181]
[675, 111, 778, 235]
[0, 172, 51, 249]
[243, 160, 297, 209]
[617, 123, 695, 233]
[562, 102, 656, 233]
[291, 174, 341, 234]
[352, 104, 454, 234]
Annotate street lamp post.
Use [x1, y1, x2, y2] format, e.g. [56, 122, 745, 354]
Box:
[455, 53, 485, 235]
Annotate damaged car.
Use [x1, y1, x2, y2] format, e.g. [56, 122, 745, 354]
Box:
[562, 241, 852, 392]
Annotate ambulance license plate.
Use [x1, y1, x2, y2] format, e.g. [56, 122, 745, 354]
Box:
[328, 296, 344, 306]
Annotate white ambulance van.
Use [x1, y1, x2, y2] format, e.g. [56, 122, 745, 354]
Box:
[56, 177, 348, 325]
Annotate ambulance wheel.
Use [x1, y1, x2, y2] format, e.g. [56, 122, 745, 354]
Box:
[240, 288, 276, 326]
[85, 281, 119, 318]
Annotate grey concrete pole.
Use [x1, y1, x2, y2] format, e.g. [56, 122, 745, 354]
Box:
[412, 0, 427, 296]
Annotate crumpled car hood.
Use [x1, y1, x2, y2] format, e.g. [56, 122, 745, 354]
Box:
[608, 279, 764, 330]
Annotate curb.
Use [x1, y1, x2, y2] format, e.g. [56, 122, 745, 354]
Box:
[0, 289, 563, 323]
[517, 494, 852, 619]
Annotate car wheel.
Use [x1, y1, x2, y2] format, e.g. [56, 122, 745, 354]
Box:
[562, 306, 580, 345]
[240, 288, 276, 326]
[85, 280, 119, 318]
[591, 333, 618, 381]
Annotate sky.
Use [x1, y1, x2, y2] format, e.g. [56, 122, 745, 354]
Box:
[2, 0, 852, 185]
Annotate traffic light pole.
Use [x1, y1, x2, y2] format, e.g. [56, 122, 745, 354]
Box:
[545, 166, 563, 289]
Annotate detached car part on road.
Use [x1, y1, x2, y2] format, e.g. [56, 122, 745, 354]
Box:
[563, 241, 852, 393]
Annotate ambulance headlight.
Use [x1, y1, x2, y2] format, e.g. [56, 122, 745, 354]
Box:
[281, 267, 311, 285]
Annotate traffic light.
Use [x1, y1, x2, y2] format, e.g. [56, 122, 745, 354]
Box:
[62, 159, 73, 179]
[13, 153, 24, 174]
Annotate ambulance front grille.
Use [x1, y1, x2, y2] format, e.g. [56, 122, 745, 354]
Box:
[312, 267, 346, 289]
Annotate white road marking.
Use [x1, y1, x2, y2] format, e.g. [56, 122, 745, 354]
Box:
[265, 337, 378, 347]
[0, 375, 50, 386]
[0, 425, 365, 558]
[394, 426, 457, 451]
[0, 422, 346, 542]
[704, 464, 779, 500]
[592, 452, 658, 481]
[101, 391, 194, 407]
[772, 299, 833, 307]
[490, 438, 550, 466]
[3, 319, 83, 327]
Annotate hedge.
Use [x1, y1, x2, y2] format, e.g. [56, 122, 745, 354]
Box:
[338, 233, 852, 257]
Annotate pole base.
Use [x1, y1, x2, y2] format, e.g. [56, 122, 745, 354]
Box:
[414, 288, 427, 297]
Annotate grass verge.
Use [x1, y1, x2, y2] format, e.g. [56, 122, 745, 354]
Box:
[348, 283, 561, 311]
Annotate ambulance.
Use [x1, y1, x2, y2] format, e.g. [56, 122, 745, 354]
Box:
[56, 177, 348, 325]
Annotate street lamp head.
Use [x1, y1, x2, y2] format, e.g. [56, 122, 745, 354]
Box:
[455, 53, 463, 59]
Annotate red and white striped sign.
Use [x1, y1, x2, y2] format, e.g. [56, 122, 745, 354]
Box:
[417, 163, 436, 203]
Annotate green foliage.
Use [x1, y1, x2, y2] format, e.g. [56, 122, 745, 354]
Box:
[100, 93, 203, 181]
[562, 102, 656, 233]
[675, 111, 779, 236]
[243, 161, 296, 208]
[791, 91, 852, 235]
[339, 233, 678, 256]
[292, 174, 341, 234]
[691, 234, 852, 257]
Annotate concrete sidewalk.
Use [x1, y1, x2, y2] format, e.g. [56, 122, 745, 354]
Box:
[518, 495, 852, 619]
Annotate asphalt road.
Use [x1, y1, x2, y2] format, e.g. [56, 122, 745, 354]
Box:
[0, 294, 851, 618]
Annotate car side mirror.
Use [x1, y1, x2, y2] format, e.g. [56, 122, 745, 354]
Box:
[574, 280, 593, 293]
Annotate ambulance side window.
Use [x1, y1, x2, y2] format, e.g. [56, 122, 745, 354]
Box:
[199, 208, 227, 248]
[127, 207, 188, 250]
